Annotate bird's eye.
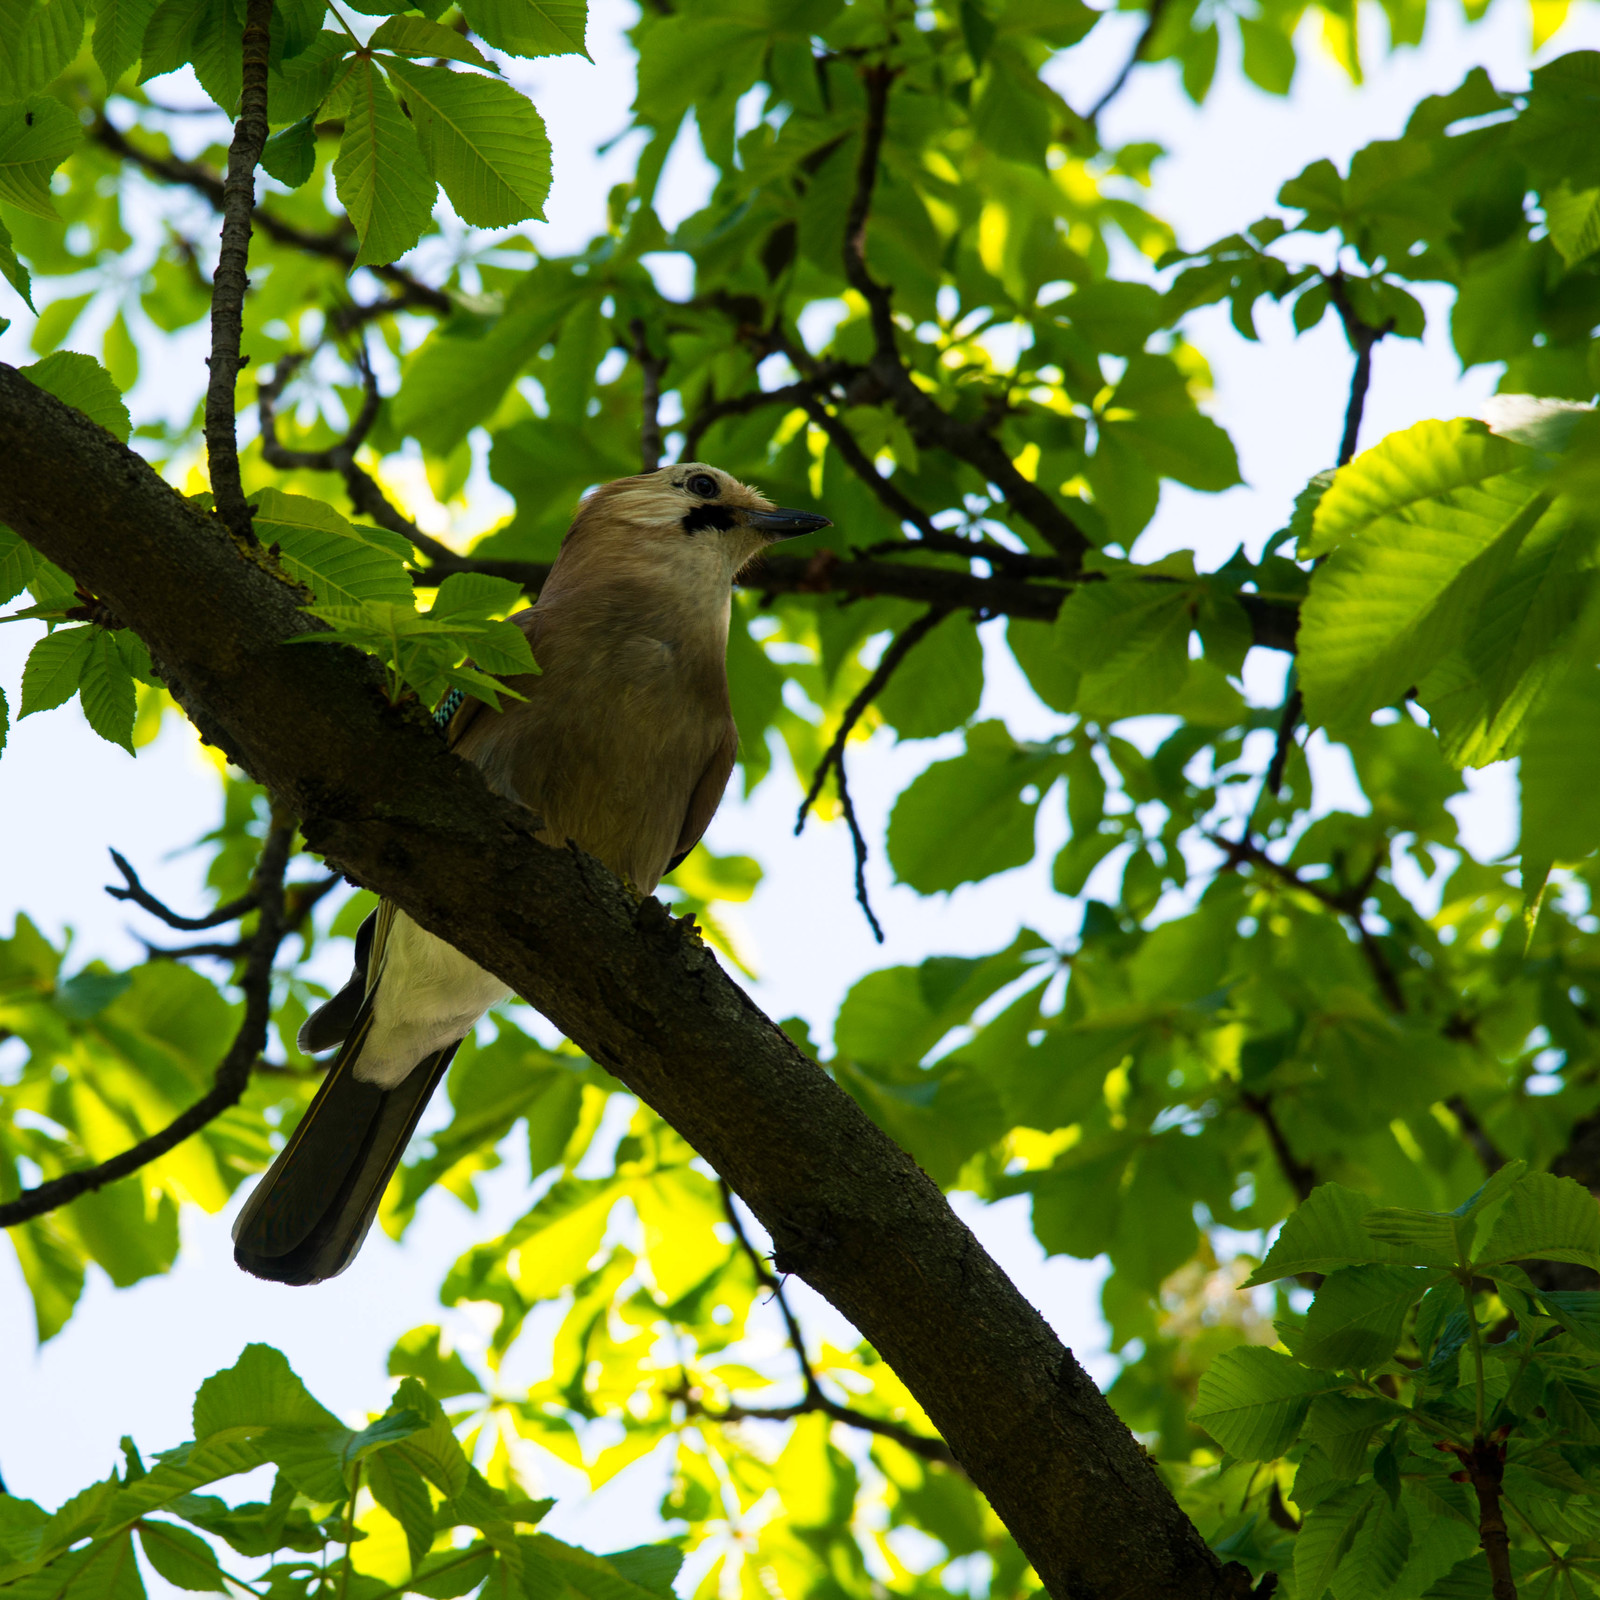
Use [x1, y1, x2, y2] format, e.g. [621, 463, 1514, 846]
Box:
[686, 472, 719, 499]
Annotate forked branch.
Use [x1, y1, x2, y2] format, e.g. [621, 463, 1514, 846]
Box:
[0, 818, 294, 1229]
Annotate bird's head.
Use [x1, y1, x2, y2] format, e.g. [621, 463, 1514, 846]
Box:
[562, 464, 831, 588]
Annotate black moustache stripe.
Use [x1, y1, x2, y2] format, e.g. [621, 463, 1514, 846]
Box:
[681, 504, 738, 534]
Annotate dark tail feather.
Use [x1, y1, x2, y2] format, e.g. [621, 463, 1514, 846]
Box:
[233, 995, 457, 1285]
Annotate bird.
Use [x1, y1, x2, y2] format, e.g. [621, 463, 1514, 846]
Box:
[232, 464, 830, 1285]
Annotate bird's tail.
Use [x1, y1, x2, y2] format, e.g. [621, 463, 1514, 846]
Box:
[232, 992, 456, 1286]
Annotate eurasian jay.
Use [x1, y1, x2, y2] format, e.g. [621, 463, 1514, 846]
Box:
[232, 464, 829, 1284]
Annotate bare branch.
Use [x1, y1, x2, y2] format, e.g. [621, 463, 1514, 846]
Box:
[631, 319, 667, 472]
[1325, 271, 1393, 469]
[1262, 685, 1302, 801]
[1239, 1091, 1315, 1204]
[837, 764, 886, 945]
[107, 847, 259, 929]
[413, 548, 1300, 649]
[1211, 833, 1407, 1014]
[684, 379, 817, 462]
[1448, 1094, 1508, 1175]
[840, 65, 1091, 569]
[794, 392, 939, 540]
[204, 0, 274, 542]
[1087, 0, 1172, 122]
[797, 608, 949, 834]
[0, 818, 293, 1229]
[90, 117, 452, 315]
[716, 1182, 952, 1463]
[258, 348, 459, 567]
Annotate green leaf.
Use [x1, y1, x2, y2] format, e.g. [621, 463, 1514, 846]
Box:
[0, 96, 82, 219]
[254, 489, 415, 606]
[1051, 582, 1193, 721]
[62, 1528, 145, 1600]
[455, 0, 588, 59]
[267, 30, 349, 123]
[137, 0, 209, 83]
[1539, 1290, 1600, 1349]
[1301, 1393, 1393, 1476]
[0, 0, 87, 99]
[0, 682, 9, 754]
[1518, 666, 1600, 864]
[1297, 1264, 1438, 1369]
[1360, 1207, 1469, 1267]
[369, 14, 493, 67]
[366, 1449, 435, 1574]
[135, 1523, 226, 1593]
[20, 626, 95, 717]
[389, 1378, 470, 1497]
[1544, 181, 1600, 266]
[426, 572, 525, 621]
[78, 628, 137, 752]
[1244, 1183, 1416, 1285]
[380, 60, 551, 229]
[22, 352, 132, 441]
[192, 1344, 344, 1438]
[260, 115, 316, 188]
[886, 722, 1061, 893]
[333, 56, 438, 268]
[1298, 420, 1554, 731]
[0, 214, 33, 309]
[1477, 1172, 1600, 1269]
[875, 613, 982, 740]
[1190, 1345, 1341, 1459]
[1294, 1484, 1374, 1600]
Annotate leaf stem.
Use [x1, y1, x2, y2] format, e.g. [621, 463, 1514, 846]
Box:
[1462, 1274, 1488, 1440]
[338, 1460, 361, 1600]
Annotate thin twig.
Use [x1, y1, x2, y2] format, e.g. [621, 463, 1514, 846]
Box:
[204, 0, 274, 543]
[795, 393, 940, 540]
[1262, 685, 1302, 801]
[92, 117, 452, 314]
[1448, 1095, 1508, 1175]
[107, 848, 260, 929]
[1325, 271, 1392, 469]
[1087, 0, 1172, 122]
[837, 63, 1090, 568]
[630, 319, 667, 472]
[1211, 833, 1407, 1013]
[683, 379, 818, 462]
[837, 769, 885, 944]
[0, 817, 294, 1229]
[258, 347, 458, 565]
[796, 607, 949, 834]
[1239, 1091, 1315, 1203]
[714, 1182, 953, 1463]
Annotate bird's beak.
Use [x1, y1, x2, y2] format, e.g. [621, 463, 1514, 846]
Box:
[741, 507, 832, 541]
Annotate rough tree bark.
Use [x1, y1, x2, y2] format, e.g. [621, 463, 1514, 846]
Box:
[0, 364, 1263, 1600]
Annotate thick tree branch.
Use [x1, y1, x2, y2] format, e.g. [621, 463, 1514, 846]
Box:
[840, 65, 1091, 569]
[0, 362, 1257, 1600]
[0, 818, 292, 1228]
[205, 0, 274, 542]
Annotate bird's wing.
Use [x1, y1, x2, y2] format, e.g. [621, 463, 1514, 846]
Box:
[666, 718, 739, 875]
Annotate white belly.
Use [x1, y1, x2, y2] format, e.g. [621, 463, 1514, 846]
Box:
[354, 912, 510, 1088]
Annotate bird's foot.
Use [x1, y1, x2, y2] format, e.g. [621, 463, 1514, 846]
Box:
[678, 911, 704, 942]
